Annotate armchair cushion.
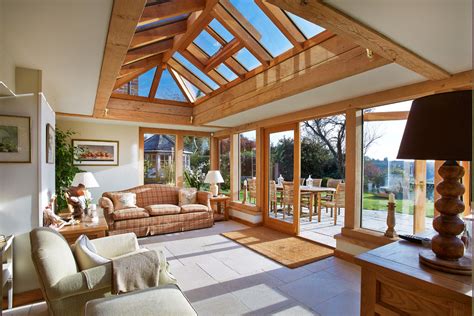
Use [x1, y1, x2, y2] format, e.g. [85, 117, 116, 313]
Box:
[180, 204, 209, 213]
[112, 207, 149, 221]
[145, 204, 181, 216]
[74, 235, 110, 271]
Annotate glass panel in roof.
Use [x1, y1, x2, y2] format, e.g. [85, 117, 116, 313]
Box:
[216, 64, 238, 82]
[208, 19, 234, 43]
[229, 0, 293, 57]
[155, 68, 187, 102]
[137, 67, 156, 97]
[234, 48, 261, 71]
[286, 11, 325, 39]
[193, 30, 222, 56]
[173, 52, 219, 90]
[182, 77, 205, 100]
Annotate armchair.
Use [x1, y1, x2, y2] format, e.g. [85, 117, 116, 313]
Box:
[30, 227, 176, 316]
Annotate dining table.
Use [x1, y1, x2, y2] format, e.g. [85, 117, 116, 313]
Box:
[275, 185, 336, 222]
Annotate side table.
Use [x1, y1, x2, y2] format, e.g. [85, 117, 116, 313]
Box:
[59, 217, 109, 244]
[1, 235, 13, 314]
[210, 196, 230, 221]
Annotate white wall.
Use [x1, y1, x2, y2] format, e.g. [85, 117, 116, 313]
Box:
[56, 118, 140, 203]
[0, 0, 15, 91]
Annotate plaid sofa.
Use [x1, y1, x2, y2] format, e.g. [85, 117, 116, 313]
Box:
[99, 184, 213, 237]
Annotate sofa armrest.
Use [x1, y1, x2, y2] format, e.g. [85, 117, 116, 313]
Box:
[91, 233, 140, 259]
[48, 263, 111, 301]
[196, 191, 212, 211]
[99, 196, 114, 214]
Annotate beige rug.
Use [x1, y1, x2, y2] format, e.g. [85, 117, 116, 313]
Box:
[222, 227, 334, 268]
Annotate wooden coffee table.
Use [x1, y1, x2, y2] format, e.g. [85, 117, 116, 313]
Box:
[59, 217, 109, 244]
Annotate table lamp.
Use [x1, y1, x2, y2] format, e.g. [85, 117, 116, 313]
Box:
[397, 90, 472, 275]
[205, 170, 224, 197]
[72, 172, 100, 189]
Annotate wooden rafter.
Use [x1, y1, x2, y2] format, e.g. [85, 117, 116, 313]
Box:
[212, 3, 271, 65]
[168, 58, 213, 94]
[205, 25, 227, 46]
[267, 0, 450, 80]
[130, 19, 187, 49]
[220, 0, 261, 40]
[119, 54, 163, 74]
[256, 0, 305, 48]
[193, 36, 390, 124]
[180, 48, 228, 85]
[169, 66, 196, 103]
[224, 57, 247, 76]
[148, 64, 165, 99]
[123, 39, 173, 65]
[138, 0, 206, 27]
[204, 38, 243, 72]
[92, 0, 146, 117]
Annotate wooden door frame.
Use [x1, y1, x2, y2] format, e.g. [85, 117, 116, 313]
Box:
[263, 123, 301, 235]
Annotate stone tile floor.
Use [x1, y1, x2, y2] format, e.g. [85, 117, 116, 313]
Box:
[6, 221, 362, 316]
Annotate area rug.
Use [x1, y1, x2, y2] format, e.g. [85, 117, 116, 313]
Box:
[222, 227, 334, 268]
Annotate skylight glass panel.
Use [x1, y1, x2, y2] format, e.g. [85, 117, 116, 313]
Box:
[208, 19, 234, 43]
[216, 64, 238, 82]
[173, 52, 219, 90]
[193, 30, 222, 56]
[182, 77, 205, 100]
[286, 11, 325, 39]
[155, 69, 186, 102]
[234, 48, 261, 71]
[229, 0, 293, 57]
[137, 67, 156, 97]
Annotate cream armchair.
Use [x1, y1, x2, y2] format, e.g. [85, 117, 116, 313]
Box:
[30, 227, 176, 316]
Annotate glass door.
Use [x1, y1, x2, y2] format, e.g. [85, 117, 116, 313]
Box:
[264, 123, 300, 235]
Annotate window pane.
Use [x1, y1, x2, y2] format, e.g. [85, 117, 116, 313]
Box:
[285, 11, 325, 39]
[229, 0, 293, 57]
[219, 138, 231, 194]
[173, 52, 219, 90]
[193, 30, 222, 56]
[209, 19, 234, 42]
[183, 136, 210, 190]
[361, 102, 435, 235]
[113, 79, 138, 95]
[137, 67, 156, 97]
[239, 131, 257, 204]
[144, 133, 176, 185]
[155, 68, 186, 102]
[234, 48, 261, 71]
[216, 63, 238, 82]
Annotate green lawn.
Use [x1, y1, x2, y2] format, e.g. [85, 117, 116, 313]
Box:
[363, 193, 434, 218]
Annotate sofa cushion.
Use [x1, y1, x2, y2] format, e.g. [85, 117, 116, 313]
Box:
[180, 204, 209, 213]
[74, 235, 110, 270]
[178, 188, 197, 206]
[109, 192, 137, 210]
[112, 208, 149, 221]
[146, 204, 181, 216]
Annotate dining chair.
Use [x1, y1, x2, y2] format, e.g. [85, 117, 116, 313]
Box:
[269, 180, 278, 217]
[313, 179, 322, 187]
[320, 183, 345, 225]
[248, 178, 257, 204]
[299, 178, 305, 186]
[321, 179, 343, 212]
[282, 181, 311, 220]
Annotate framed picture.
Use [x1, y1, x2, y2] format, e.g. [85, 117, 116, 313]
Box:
[0, 115, 31, 163]
[46, 123, 55, 164]
[73, 139, 119, 166]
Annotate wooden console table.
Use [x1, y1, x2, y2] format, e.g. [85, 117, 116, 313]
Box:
[59, 218, 108, 244]
[355, 240, 471, 316]
[1, 235, 13, 315]
[210, 196, 230, 221]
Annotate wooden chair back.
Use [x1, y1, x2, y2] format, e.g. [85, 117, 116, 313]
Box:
[299, 178, 305, 186]
[282, 181, 294, 205]
[313, 179, 322, 187]
[248, 178, 257, 202]
[334, 183, 345, 207]
[269, 180, 277, 204]
[327, 179, 343, 188]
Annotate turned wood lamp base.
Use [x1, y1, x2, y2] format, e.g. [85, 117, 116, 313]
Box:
[419, 250, 472, 275]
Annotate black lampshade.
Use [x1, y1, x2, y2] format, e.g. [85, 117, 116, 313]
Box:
[397, 90, 472, 161]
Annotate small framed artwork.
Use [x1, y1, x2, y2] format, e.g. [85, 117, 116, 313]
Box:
[0, 115, 31, 163]
[46, 123, 55, 164]
[73, 139, 119, 166]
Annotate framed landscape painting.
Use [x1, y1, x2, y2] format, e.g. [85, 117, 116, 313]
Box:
[0, 115, 31, 163]
[73, 139, 119, 166]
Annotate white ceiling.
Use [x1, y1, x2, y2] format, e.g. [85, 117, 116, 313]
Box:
[1, 0, 113, 115]
[209, 0, 472, 127]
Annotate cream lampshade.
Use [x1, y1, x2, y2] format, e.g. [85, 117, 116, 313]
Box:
[204, 170, 224, 197]
[72, 172, 100, 188]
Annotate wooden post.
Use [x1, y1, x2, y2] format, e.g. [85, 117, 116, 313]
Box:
[138, 128, 145, 185]
[414, 160, 427, 234]
[230, 134, 239, 201]
[256, 127, 264, 212]
[385, 202, 397, 238]
[176, 135, 184, 188]
[210, 136, 219, 170]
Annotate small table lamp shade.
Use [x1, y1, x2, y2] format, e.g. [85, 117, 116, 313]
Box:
[205, 171, 224, 197]
[397, 90, 472, 161]
[72, 172, 100, 188]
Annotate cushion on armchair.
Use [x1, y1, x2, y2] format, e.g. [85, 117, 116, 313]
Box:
[146, 204, 181, 216]
[112, 207, 149, 220]
[181, 204, 209, 213]
[74, 235, 110, 270]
